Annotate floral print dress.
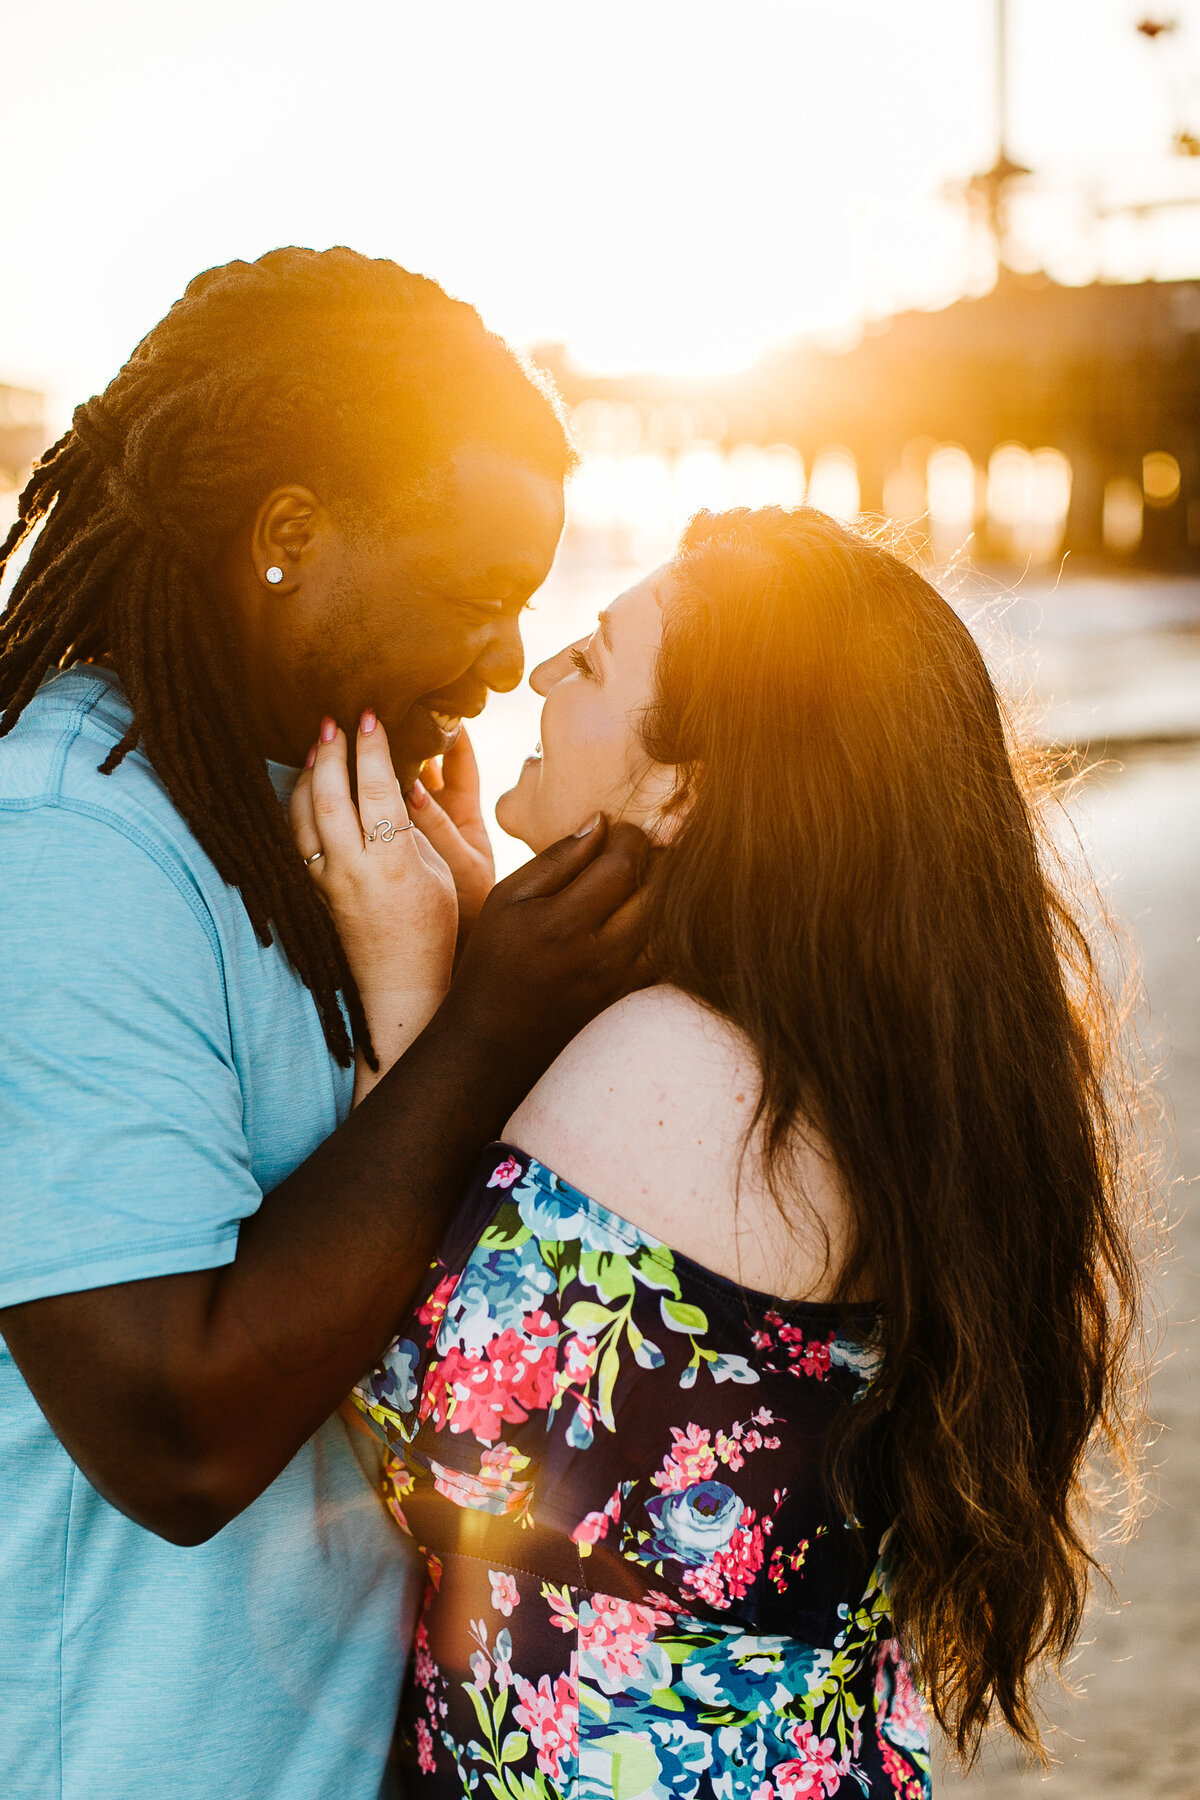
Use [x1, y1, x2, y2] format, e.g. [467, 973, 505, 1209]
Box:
[353, 1146, 931, 1800]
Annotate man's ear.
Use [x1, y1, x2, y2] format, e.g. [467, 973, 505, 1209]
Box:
[249, 487, 325, 598]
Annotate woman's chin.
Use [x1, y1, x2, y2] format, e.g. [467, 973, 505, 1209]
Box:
[494, 785, 540, 851]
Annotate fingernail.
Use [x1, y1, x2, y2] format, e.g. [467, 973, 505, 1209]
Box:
[574, 813, 602, 837]
[320, 716, 337, 744]
[360, 709, 377, 735]
[408, 780, 429, 810]
[304, 745, 316, 770]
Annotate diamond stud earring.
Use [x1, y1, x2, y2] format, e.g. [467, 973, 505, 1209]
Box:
[265, 565, 284, 585]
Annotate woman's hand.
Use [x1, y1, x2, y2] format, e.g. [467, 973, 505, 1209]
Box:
[406, 727, 495, 944]
[290, 712, 458, 1102]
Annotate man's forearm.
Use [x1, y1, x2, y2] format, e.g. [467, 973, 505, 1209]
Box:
[2, 993, 533, 1545]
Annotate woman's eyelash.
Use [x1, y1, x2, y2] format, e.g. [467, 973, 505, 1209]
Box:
[569, 645, 597, 680]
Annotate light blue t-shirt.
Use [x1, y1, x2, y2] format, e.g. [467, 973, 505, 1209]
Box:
[0, 667, 420, 1800]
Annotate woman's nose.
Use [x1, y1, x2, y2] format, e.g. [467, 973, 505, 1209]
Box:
[476, 614, 525, 695]
[529, 655, 557, 698]
[530, 641, 580, 697]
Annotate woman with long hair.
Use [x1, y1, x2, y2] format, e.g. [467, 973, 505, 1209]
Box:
[293, 505, 1148, 1797]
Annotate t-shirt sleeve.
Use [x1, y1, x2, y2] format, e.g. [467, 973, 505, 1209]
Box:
[0, 802, 264, 1308]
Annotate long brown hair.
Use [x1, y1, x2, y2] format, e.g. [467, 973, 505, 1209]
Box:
[640, 505, 1150, 1761]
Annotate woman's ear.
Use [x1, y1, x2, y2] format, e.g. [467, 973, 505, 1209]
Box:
[624, 762, 680, 842]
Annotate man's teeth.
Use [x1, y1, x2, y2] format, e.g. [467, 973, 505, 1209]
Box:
[427, 709, 462, 737]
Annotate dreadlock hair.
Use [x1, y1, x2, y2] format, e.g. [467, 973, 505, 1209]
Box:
[0, 246, 576, 1066]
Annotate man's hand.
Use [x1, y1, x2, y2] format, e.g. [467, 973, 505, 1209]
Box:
[439, 816, 653, 1086]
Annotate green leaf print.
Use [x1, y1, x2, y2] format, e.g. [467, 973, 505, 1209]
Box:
[499, 1731, 529, 1765]
[563, 1300, 616, 1333]
[631, 1248, 679, 1293]
[597, 1342, 622, 1430]
[581, 1248, 635, 1303]
[479, 1209, 532, 1251]
[579, 1682, 611, 1722]
[660, 1297, 709, 1334]
[599, 1733, 662, 1800]
[465, 1680, 493, 1740]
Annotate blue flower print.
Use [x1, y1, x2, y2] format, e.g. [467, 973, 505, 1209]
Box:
[436, 1237, 554, 1354]
[644, 1480, 743, 1566]
[709, 1721, 772, 1800]
[710, 1352, 759, 1384]
[642, 1716, 714, 1799]
[678, 1627, 826, 1715]
[363, 1338, 420, 1415]
[513, 1164, 638, 1256]
[829, 1330, 883, 1396]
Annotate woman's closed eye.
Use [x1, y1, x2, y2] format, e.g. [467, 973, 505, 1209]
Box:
[569, 644, 598, 681]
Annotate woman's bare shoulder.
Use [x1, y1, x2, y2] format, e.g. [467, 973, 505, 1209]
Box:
[504, 984, 756, 1183]
[505, 987, 853, 1298]
[503, 987, 835, 1295]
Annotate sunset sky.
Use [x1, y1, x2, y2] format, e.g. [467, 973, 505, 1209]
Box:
[3, 0, 1200, 425]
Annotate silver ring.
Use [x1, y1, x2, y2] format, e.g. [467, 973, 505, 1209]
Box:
[303, 849, 325, 866]
[367, 818, 413, 842]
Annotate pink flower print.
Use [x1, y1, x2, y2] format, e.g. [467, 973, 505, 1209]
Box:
[751, 1329, 773, 1350]
[573, 1592, 675, 1690]
[428, 1441, 533, 1517]
[562, 1333, 599, 1383]
[513, 1671, 579, 1784]
[651, 1422, 719, 1492]
[412, 1620, 438, 1695]
[876, 1643, 929, 1755]
[429, 1455, 532, 1517]
[414, 1717, 436, 1775]
[772, 1723, 845, 1799]
[479, 1442, 529, 1485]
[545, 1585, 580, 1634]
[417, 1272, 458, 1345]
[487, 1155, 522, 1189]
[488, 1570, 520, 1616]
[753, 1407, 776, 1426]
[880, 1742, 925, 1799]
[785, 1332, 833, 1379]
[714, 1430, 745, 1472]
[570, 1483, 623, 1552]
[570, 1507, 612, 1548]
[425, 1311, 558, 1443]
[681, 1512, 767, 1609]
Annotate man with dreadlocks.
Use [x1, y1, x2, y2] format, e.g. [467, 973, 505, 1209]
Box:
[0, 249, 648, 1800]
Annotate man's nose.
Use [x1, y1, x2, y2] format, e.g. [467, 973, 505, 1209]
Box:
[477, 614, 525, 695]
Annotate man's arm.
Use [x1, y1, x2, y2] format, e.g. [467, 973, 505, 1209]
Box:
[1, 822, 648, 1545]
